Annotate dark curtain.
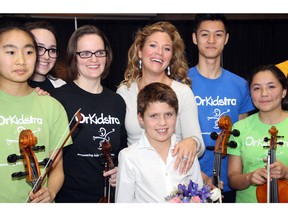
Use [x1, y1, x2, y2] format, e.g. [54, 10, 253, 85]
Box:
[224, 19, 288, 80]
[1, 15, 288, 91]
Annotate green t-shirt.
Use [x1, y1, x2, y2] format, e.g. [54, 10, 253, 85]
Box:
[228, 113, 288, 203]
[0, 91, 72, 203]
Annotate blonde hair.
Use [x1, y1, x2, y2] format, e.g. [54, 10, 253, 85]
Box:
[119, 21, 191, 88]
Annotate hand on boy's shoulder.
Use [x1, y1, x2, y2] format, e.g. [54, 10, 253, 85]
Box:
[34, 87, 50, 96]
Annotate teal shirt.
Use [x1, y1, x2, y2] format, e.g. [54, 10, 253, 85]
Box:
[228, 113, 288, 203]
[0, 91, 72, 203]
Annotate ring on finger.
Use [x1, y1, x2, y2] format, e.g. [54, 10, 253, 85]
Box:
[182, 156, 189, 161]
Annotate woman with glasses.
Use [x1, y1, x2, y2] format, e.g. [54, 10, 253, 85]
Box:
[52, 25, 127, 203]
[25, 20, 66, 92]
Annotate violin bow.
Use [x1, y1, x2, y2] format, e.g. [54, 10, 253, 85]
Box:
[26, 108, 82, 202]
[267, 150, 271, 203]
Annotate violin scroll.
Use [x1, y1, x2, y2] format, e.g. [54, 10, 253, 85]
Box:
[99, 140, 115, 203]
[7, 109, 83, 202]
[102, 141, 115, 170]
[7, 129, 49, 193]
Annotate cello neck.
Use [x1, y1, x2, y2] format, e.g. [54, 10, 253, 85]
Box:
[212, 152, 222, 187]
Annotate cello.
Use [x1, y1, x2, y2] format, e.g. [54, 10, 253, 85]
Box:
[99, 140, 115, 203]
[207, 115, 239, 202]
[256, 126, 288, 203]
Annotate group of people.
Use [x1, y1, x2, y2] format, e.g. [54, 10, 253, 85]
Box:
[1, 14, 288, 203]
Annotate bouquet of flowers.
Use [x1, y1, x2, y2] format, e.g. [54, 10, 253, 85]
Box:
[165, 180, 221, 203]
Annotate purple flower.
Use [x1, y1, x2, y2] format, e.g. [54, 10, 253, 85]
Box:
[168, 180, 213, 203]
[182, 196, 191, 203]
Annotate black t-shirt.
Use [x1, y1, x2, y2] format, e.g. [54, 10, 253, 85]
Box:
[52, 82, 127, 203]
[28, 78, 56, 94]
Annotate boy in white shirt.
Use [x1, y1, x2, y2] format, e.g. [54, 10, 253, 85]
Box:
[116, 82, 203, 203]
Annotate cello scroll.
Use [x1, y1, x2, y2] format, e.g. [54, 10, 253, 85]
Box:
[207, 115, 240, 202]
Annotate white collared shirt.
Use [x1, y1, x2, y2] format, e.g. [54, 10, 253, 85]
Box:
[115, 133, 203, 203]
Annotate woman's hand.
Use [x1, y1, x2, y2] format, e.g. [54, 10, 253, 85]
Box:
[248, 168, 268, 186]
[269, 160, 288, 180]
[103, 167, 117, 187]
[172, 137, 197, 174]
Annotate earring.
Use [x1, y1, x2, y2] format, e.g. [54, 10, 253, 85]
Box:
[139, 59, 142, 70]
[167, 65, 171, 76]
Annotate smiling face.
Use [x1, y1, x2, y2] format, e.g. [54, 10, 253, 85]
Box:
[76, 34, 106, 81]
[138, 31, 173, 76]
[31, 28, 57, 79]
[250, 70, 287, 113]
[138, 101, 177, 146]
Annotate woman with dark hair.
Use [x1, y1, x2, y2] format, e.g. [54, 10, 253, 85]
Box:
[53, 25, 127, 203]
[228, 64, 288, 202]
[25, 20, 66, 92]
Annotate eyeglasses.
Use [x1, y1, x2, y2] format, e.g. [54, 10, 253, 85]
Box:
[37, 46, 59, 59]
[76, 50, 107, 59]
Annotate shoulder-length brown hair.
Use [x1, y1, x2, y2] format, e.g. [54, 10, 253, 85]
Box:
[66, 25, 113, 81]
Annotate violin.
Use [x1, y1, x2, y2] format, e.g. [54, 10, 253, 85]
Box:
[256, 126, 288, 203]
[207, 115, 239, 202]
[7, 109, 83, 202]
[7, 129, 49, 193]
[99, 141, 115, 203]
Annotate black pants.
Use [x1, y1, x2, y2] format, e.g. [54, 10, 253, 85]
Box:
[222, 190, 236, 203]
